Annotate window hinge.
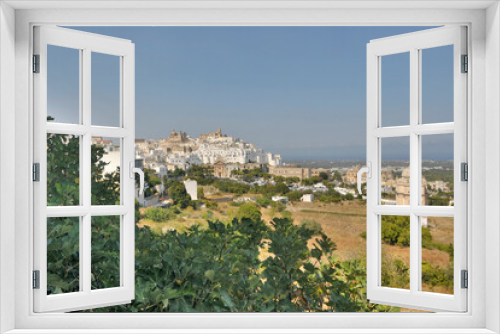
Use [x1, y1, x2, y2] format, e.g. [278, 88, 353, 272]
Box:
[461, 54, 468, 73]
[461, 162, 468, 181]
[461, 270, 468, 289]
[33, 54, 40, 73]
[33, 163, 40, 182]
[33, 270, 40, 289]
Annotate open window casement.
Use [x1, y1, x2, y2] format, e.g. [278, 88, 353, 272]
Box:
[33, 26, 136, 312]
[365, 26, 467, 312]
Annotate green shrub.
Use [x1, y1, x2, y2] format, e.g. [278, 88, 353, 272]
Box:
[237, 203, 262, 222]
[256, 197, 271, 208]
[144, 207, 175, 222]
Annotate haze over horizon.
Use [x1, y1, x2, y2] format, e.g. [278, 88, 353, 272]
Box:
[50, 26, 454, 160]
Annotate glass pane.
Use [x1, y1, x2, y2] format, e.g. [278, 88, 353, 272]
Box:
[47, 217, 80, 295]
[92, 52, 120, 127]
[381, 137, 410, 205]
[91, 216, 120, 290]
[381, 215, 410, 289]
[92, 137, 121, 205]
[421, 216, 454, 294]
[421, 45, 454, 124]
[47, 133, 80, 206]
[422, 134, 454, 206]
[47, 45, 80, 124]
[381, 52, 410, 127]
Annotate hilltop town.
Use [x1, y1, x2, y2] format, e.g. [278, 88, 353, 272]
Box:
[92, 129, 454, 209]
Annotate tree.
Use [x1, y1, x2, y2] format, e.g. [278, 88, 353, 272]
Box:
[274, 182, 289, 194]
[237, 203, 262, 222]
[319, 172, 329, 181]
[168, 181, 192, 209]
[171, 168, 186, 178]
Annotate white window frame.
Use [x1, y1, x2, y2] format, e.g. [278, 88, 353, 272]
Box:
[366, 26, 467, 312]
[1, 1, 499, 333]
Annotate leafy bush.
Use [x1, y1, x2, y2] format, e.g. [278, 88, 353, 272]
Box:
[144, 207, 175, 222]
[168, 181, 195, 209]
[381, 258, 410, 289]
[84, 218, 397, 313]
[205, 200, 218, 210]
[422, 261, 454, 288]
[237, 203, 262, 222]
[256, 197, 271, 208]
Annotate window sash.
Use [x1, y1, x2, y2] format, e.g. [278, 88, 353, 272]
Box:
[366, 26, 467, 312]
[33, 25, 136, 313]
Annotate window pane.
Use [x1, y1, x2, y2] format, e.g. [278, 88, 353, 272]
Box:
[381, 215, 410, 289]
[47, 45, 80, 124]
[421, 45, 454, 124]
[421, 216, 454, 294]
[381, 137, 410, 205]
[47, 133, 80, 206]
[92, 137, 121, 205]
[422, 134, 454, 206]
[47, 217, 80, 295]
[92, 52, 120, 127]
[91, 216, 120, 290]
[381, 52, 410, 127]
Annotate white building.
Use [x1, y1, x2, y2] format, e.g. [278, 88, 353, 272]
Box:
[301, 194, 314, 202]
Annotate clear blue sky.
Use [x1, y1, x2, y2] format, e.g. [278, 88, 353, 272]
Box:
[48, 26, 454, 160]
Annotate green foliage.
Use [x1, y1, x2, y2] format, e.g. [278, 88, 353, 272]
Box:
[381, 216, 433, 249]
[422, 261, 454, 288]
[316, 189, 343, 203]
[168, 181, 194, 209]
[47, 133, 80, 206]
[301, 176, 322, 186]
[319, 172, 329, 180]
[47, 217, 80, 295]
[91, 216, 120, 289]
[171, 168, 186, 178]
[332, 172, 343, 182]
[213, 180, 251, 194]
[205, 200, 218, 210]
[186, 165, 214, 185]
[381, 258, 410, 289]
[237, 203, 262, 222]
[47, 129, 122, 295]
[144, 207, 176, 222]
[381, 216, 412, 247]
[86, 218, 396, 313]
[135, 200, 141, 223]
[256, 196, 271, 208]
[285, 191, 303, 202]
[428, 196, 452, 206]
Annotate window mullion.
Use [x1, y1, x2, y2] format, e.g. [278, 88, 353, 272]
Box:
[81, 48, 92, 294]
[409, 47, 420, 294]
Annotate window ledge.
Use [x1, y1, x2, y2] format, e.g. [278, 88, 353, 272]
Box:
[4, 330, 498, 334]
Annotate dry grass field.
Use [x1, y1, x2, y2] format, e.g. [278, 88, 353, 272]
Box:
[139, 195, 454, 303]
